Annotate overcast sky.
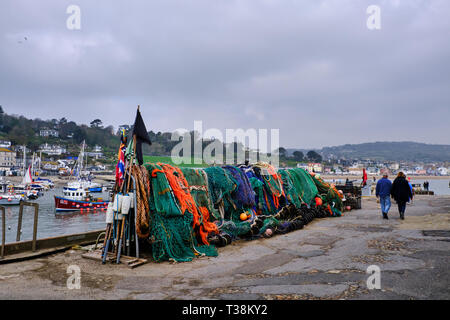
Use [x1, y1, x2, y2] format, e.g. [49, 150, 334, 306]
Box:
[1, 0, 449, 149]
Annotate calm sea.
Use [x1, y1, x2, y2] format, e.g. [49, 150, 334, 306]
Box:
[1, 188, 109, 244]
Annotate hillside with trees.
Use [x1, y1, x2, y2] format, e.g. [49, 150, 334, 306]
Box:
[320, 142, 450, 162]
[0, 106, 119, 156]
[3, 107, 447, 163]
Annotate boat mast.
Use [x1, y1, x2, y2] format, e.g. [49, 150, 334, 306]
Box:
[39, 151, 42, 174]
[22, 145, 26, 177]
[85, 150, 88, 177]
[31, 152, 35, 177]
[77, 141, 85, 179]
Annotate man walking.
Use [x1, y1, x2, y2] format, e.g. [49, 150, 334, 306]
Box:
[376, 173, 392, 219]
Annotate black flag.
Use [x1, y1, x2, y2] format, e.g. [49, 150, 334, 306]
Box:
[132, 108, 152, 165]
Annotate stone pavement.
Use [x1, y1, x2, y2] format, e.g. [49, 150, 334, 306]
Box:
[0, 196, 449, 300]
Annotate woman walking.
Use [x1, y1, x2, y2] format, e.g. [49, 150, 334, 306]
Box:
[391, 172, 413, 220]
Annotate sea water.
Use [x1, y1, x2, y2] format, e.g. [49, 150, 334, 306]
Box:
[1, 188, 109, 244]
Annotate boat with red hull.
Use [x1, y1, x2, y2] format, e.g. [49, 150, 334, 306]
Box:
[54, 186, 109, 213]
[54, 196, 109, 212]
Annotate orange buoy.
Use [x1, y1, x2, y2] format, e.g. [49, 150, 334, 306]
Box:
[315, 197, 323, 206]
[240, 213, 248, 221]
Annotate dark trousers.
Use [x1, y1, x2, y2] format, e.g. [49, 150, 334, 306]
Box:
[397, 201, 407, 214]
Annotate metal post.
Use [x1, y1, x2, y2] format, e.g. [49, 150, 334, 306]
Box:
[1, 206, 5, 259]
[32, 204, 39, 252]
[17, 201, 24, 242]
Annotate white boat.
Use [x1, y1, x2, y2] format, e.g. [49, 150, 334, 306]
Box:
[64, 141, 103, 193]
[13, 165, 45, 199]
[66, 179, 102, 192]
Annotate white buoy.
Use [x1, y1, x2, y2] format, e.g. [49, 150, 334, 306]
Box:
[113, 194, 124, 213]
[106, 202, 114, 223]
[121, 195, 131, 215]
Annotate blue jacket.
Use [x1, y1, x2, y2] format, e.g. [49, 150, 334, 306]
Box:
[376, 178, 392, 197]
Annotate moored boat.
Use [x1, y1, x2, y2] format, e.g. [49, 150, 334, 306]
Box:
[54, 187, 109, 212]
[65, 141, 103, 193]
[0, 195, 24, 205]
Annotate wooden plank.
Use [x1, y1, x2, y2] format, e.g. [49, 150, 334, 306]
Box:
[128, 260, 147, 269]
[125, 258, 139, 265]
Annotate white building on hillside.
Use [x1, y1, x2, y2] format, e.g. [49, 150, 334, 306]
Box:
[40, 128, 59, 138]
[0, 140, 11, 148]
[39, 143, 67, 155]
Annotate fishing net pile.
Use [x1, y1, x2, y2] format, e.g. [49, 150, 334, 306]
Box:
[145, 163, 218, 262]
[136, 162, 345, 262]
[311, 174, 344, 217]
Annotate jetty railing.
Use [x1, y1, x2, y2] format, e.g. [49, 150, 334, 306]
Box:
[16, 201, 39, 251]
[1, 200, 104, 263]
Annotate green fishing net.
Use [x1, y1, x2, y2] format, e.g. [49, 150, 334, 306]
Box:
[279, 170, 302, 208]
[145, 163, 217, 262]
[145, 163, 182, 217]
[204, 166, 238, 221]
[249, 177, 265, 211]
[180, 168, 215, 217]
[286, 168, 318, 205]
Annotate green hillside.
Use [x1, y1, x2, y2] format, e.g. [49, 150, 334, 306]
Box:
[321, 142, 450, 162]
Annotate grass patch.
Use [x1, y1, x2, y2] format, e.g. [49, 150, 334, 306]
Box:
[143, 155, 209, 168]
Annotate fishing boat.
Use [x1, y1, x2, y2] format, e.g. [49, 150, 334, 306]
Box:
[55, 187, 109, 212]
[34, 177, 55, 189]
[65, 141, 103, 193]
[88, 183, 103, 193]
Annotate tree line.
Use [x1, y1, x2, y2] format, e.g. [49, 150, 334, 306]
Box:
[0, 106, 324, 163]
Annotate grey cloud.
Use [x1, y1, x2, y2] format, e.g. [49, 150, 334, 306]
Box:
[0, 0, 449, 148]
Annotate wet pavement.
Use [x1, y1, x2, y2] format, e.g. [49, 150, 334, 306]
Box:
[0, 195, 449, 300]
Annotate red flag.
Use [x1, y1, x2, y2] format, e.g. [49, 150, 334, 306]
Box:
[115, 143, 126, 185]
